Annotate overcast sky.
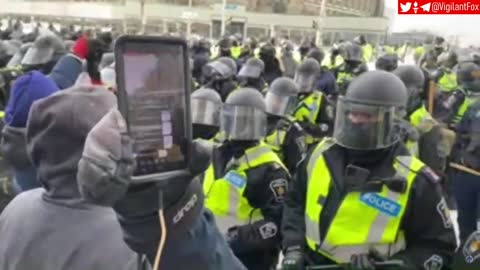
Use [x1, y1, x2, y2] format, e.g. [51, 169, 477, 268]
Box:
[385, 0, 480, 45]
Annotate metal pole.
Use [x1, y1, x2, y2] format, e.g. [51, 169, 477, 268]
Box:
[315, 0, 327, 46]
[186, 0, 192, 38]
[220, 0, 226, 36]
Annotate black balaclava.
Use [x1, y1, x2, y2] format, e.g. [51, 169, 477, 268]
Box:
[267, 114, 283, 135]
[225, 140, 260, 159]
[193, 124, 219, 140]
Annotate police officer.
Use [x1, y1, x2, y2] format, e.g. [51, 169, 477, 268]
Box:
[217, 37, 233, 59]
[191, 87, 223, 153]
[393, 65, 452, 174]
[281, 70, 457, 270]
[435, 62, 480, 126]
[259, 44, 283, 85]
[202, 88, 290, 270]
[264, 77, 306, 174]
[192, 38, 212, 84]
[293, 59, 335, 148]
[236, 38, 257, 72]
[353, 35, 373, 63]
[450, 95, 480, 245]
[237, 58, 267, 92]
[202, 58, 238, 101]
[334, 42, 368, 95]
[375, 53, 399, 72]
[436, 51, 458, 92]
[21, 34, 66, 74]
[306, 48, 337, 97]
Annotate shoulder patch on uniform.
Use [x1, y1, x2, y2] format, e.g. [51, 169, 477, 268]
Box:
[259, 222, 277, 239]
[423, 254, 443, 270]
[326, 105, 335, 119]
[463, 231, 480, 263]
[436, 198, 453, 229]
[270, 178, 288, 202]
[422, 167, 441, 185]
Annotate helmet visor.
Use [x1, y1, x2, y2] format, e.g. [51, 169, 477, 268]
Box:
[238, 64, 262, 78]
[191, 98, 221, 127]
[294, 73, 316, 93]
[265, 91, 298, 117]
[220, 104, 267, 140]
[333, 97, 397, 150]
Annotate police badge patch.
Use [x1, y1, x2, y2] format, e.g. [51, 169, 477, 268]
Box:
[423, 254, 443, 270]
[259, 222, 277, 239]
[270, 179, 287, 202]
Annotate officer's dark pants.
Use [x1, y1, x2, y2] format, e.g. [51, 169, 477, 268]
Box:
[453, 170, 480, 242]
[235, 248, 279, 270]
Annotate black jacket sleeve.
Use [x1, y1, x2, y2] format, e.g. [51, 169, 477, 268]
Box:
[283, 123, 307, 175]
[282, 154, 309, 250]
[391, 168, 457, 269]
[228, 164, 290, 253]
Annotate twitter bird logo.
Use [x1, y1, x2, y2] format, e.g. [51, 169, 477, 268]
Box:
[400, 2, 412, 12]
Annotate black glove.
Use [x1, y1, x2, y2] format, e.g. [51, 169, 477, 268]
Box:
[347, 249, 387, 270]
[77, 108, 211, 207]
[348, 254, 376, 270]
[282, 246, 304, 270]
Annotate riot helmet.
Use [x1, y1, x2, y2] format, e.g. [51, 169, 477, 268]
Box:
[192, 87, 222, 139]
[21, 34, 65, 66]
[217, 57, 237, 78]
[294, 58, 320, 94]
[457, 62, 480, 93]
[203, 59, 235, 83]
[218, 37, 232, 57]
[259, 44, 276, 63]
[306, 47, 325, 66]
[342, 42, 363, 64]
[393, 65, 425, 114]
[375, 53, 399, 72]
[265, 77, 299, 117]
[221, 88, 267, 141]
[353, 35, 367, 46]
[238, 58, 264, 79]
[333, 70, 408, 150]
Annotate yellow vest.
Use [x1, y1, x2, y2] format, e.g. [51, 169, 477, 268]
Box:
[293, 92, 324, 145]
[406, 106, 436, 157]
[265, 129, 287, 158]
[305, 138, 424, 263]
[231, 46, 242, 59]
[203, 143, 287, 228]
[438, 72, 458, 92]
[362, 44, 373, 63]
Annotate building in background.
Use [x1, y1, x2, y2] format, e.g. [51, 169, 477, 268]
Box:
[1, 0, 388, 45]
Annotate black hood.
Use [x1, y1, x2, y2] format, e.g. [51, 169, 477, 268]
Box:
[0, 126, 32, 170]
[26, 86, 116, 202]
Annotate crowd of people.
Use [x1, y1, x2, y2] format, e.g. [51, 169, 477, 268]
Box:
[0, 19, 480, 270]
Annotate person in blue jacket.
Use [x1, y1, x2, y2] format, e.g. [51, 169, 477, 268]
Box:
[1, 71, 59, 192]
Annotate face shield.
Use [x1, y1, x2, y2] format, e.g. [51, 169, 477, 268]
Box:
[294, 72, 317, 94]
[406, 85, 423, 113]
[238, 64, 262, 79]
[191, 98, 221, 127]
[333, 96, 398, 150]
[265, 91, 298, 117]
[220, 104, 267, 141]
